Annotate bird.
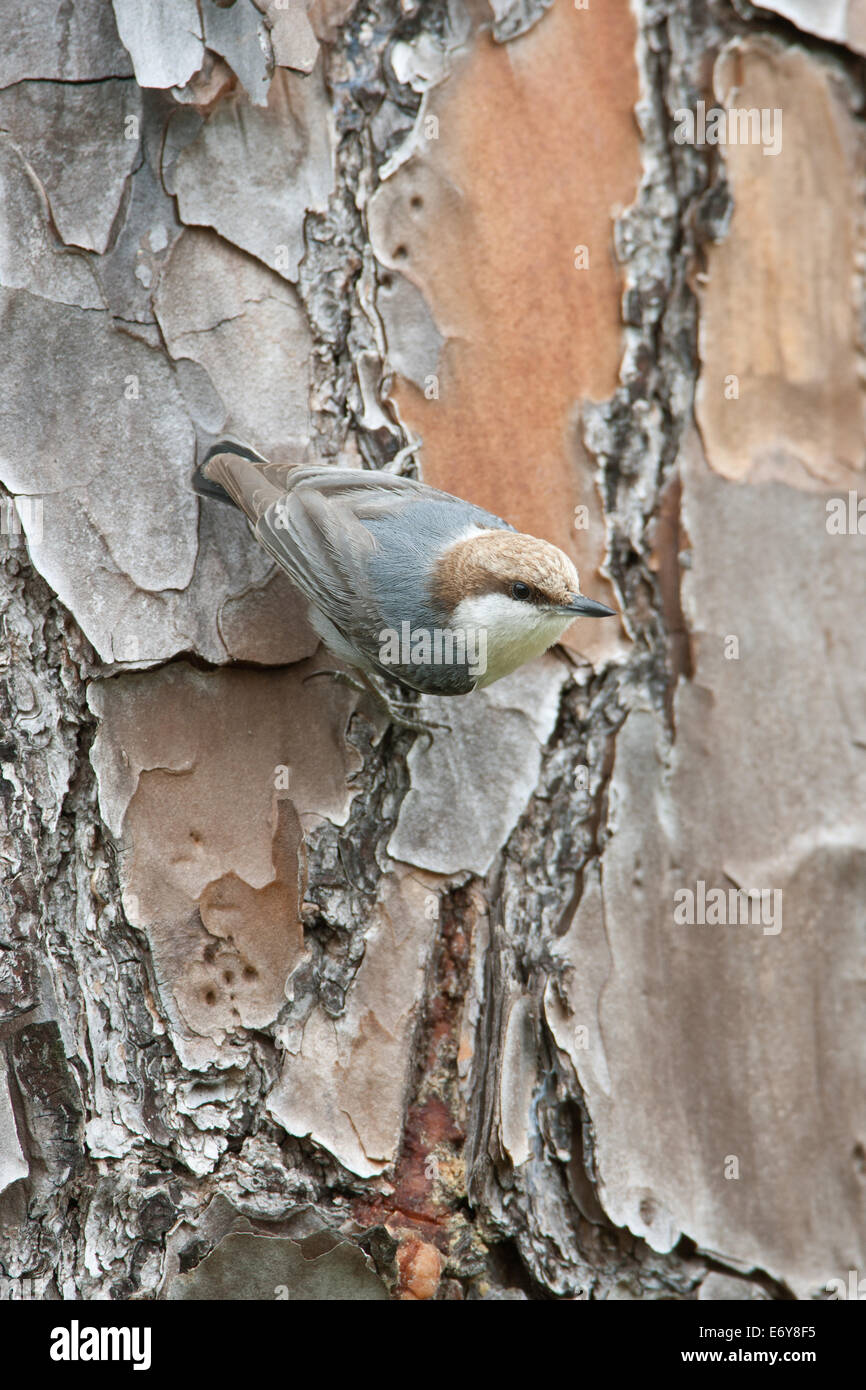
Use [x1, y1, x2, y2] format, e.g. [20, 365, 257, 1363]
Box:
[194, 441, 616, 731]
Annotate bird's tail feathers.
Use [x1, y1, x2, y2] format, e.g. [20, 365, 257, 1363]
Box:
[192, 439, 269, 509]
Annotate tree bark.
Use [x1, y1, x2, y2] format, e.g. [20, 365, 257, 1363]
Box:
[1, 0, 864, 1302]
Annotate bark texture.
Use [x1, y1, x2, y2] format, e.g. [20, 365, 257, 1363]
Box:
[0, 0, 864, 1301]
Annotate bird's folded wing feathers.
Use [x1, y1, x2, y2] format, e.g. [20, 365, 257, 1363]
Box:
[256, 469, 435, 642]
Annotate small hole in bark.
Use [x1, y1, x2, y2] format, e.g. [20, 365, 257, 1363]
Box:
[204, 989, 217, 1005]
[243, 965, 258, 980]
[393, 244, 408, 261]
[223, 970, 234, 984]
[379, 273, 393, 290]
[410, 195, 423, 211]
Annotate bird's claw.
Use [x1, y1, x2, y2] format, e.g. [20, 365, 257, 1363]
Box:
[303, 667, 450, 741]
[385, 708, 452, 741]
[303, 667, 367, 695]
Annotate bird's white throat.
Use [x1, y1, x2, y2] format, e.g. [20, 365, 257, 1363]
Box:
[452, 592, 573, 688]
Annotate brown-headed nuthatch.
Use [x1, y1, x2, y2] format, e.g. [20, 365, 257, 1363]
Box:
[194, 442, 615, 730]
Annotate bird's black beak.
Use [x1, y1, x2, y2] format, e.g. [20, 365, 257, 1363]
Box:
[561, 593, 617, 618]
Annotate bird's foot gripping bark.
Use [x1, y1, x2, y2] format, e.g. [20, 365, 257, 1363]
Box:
[304, 668, 451, 741]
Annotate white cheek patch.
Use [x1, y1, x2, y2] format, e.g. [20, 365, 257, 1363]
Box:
[452, 593, 572, 687]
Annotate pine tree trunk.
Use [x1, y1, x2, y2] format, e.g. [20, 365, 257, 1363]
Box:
[1, 0, 864, 1302]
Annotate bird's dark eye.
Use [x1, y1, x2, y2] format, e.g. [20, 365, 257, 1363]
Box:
[511, 581, 532, 602]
